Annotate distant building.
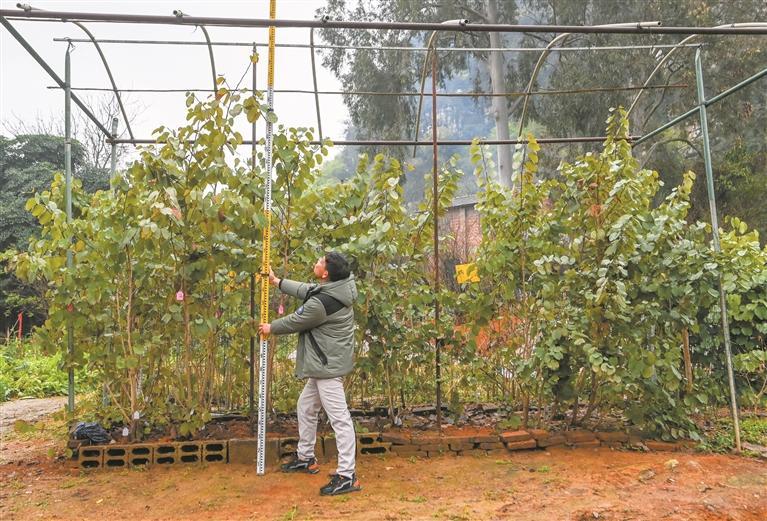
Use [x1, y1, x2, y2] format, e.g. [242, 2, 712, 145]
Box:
[443, 193, 481, 263]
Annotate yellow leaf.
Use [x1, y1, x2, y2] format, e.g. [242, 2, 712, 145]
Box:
[456, 263, 480, 284]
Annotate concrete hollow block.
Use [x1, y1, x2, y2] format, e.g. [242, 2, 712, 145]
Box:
[154, 443, 178, 465]
[78, 446, 104, 470]
[202, 441, 227, 463]
[177, 441, 201, 464]
[103, 446, 129, 469]
[128, 444, 153, 467]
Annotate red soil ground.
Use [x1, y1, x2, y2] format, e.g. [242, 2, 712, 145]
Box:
[2, 418, 765, 521]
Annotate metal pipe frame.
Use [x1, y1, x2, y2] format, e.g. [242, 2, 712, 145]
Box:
[64, 26, 135, 140]
[64, 43, 75, 413]
[632, 66, 767, 147]
[514, 21, 663, 191]
[5, 10, 767, 34]
[199, 25, 218, 94]
[108, 136, 637, 146]
[413, 30, 441, 157]
[171, 9, 218, 93]
[50, 36, 704, 53]
[309, 28, 323, 141]
[3, 7, 764, 446]
[431, 47, 442, 430]
[694, 48, 741, 453]
[15, 3, 136, 140]
[0, 16, 112, 137]
[49, 83, 688, 97]
[627, 23, 767, 116]
[517, 22, 661, 141]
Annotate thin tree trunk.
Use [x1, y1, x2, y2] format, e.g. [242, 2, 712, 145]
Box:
[682, 327, 693, 393]
[486, 0, 513, 188]
[522, 393, 530, 428]
[126, 251, 138, 440]
[182, 278, 193, 404]
[580, 375, 601, 425]
[385, 356, 396, 420]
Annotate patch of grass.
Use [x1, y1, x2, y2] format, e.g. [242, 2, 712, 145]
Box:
[0, 341, 92, 401]
[6, 477, 25, 490]
[699, 416, 767, 456]
[742, 417, 767, 445]
[482, 490, 497, 500]
[279, 505, 299, 520]
[401, 495, 427, 503]
[60, 478, 85, 489]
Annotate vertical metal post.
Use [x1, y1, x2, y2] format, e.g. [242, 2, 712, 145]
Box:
[432, 50, 442, 429]
[103, 116, 118, 408]
[249, 43, 257, 421]
[309, 28, 323, 141]
[65, 44, 75, 413]
[694, 48, 741, 452]
[109, 116, 118, 177]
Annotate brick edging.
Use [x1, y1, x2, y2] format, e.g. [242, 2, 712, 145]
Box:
[75, 429, 694, 470]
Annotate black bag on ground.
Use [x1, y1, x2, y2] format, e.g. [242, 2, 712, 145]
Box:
[72, 422, 111, 445]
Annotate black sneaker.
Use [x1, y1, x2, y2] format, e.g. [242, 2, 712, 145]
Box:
[280, 456, 319, 474]
[319, 473, 361, 496]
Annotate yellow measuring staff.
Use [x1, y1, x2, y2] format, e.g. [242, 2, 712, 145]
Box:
[257, 0, 277, 476]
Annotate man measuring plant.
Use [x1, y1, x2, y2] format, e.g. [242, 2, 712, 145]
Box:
[259, 252, 361, 496]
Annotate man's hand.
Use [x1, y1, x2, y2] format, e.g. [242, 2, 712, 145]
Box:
[259, 323, 271, 336]
[268, 268, 280, 287]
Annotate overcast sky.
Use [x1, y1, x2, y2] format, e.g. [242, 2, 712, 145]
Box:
[0, 0, 348, 156]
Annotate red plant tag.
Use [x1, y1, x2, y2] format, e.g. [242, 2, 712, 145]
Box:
[176, 290, 184, 301]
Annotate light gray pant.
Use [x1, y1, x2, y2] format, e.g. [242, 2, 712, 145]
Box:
[297, 377, 356, 478]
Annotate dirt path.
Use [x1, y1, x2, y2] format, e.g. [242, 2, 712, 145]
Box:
[1, 438, 765, 521]
[0, 397, 66, 434]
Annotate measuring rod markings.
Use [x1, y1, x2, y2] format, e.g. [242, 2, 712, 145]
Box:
[257, 0, 277, 476]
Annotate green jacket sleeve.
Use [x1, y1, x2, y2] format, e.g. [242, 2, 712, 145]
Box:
[270, 296, 327, 335]
[278, 278, 317, 300]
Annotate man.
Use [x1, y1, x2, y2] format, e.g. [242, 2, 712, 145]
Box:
[259, 252, 361, 496]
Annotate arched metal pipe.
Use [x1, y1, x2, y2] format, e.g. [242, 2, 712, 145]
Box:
[513, 21, 659, 191]
[17, 3, 135, 140]
[412, 19, 469, 157]
[626, 22, 767, 117]
[309, 27, 323, 140]
[199, 25, 218, 93]
[517, 21, 660, 140]
[174, 10, 218, 94]
[412, 31, 439, 157]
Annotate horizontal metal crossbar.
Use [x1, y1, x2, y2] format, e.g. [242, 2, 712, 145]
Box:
[49, 84, 688, 97]
[109, 136, 638, 146]
[52, 37, 704, 53]
[5, 11, 767, 34]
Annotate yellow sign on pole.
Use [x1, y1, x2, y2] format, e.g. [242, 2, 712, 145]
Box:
[455, 263, 480, 284]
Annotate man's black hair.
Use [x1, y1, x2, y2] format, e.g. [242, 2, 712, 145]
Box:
[325, 251, 350, 281]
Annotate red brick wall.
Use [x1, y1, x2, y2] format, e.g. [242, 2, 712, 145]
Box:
[442, 204, 481, 263]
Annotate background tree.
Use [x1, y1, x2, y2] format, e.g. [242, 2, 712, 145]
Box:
[0, 97, 135, 334]
[318, 0, 519, 187]
[317, 0, 766, 241]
